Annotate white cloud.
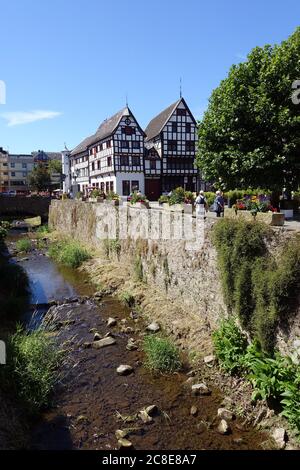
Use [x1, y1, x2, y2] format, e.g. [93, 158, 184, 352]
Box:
[1, 110, 62, 126]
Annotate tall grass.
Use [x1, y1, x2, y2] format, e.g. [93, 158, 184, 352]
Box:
[143, 335, 182, 373]
[16, 238, 32, 253]
[1, 325, 61, 414]
[48, 240, 90, 268]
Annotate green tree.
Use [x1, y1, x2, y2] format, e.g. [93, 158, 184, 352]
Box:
[197, 28, 300, 191]
[48, 159, 62, 174]
[29, 164, 51, 192]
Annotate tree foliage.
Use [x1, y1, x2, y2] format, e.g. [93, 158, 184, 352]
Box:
[29, 164, 51, 191]
[197, 28, 300, 190]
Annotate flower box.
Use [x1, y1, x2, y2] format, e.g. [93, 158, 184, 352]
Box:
[131, 201, 150, 209]
[89, 197, 104, 203]
[224, 208, 285, 226]
[105, 199, 119, 207]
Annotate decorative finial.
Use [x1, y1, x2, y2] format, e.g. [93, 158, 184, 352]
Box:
[180, 77, 182, 99]
[126, 93, 128, 107]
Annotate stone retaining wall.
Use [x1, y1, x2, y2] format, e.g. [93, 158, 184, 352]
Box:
[49, 200, 300, 352]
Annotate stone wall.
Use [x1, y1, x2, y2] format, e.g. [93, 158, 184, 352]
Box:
[49, 200, 226, 328]
[49, 200, 300, 351]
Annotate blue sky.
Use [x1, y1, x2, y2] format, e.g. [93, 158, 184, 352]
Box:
[0, 0, 299, 153]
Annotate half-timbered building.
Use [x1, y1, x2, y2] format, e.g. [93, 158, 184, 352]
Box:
[88, 107, 145, 196]
[144, 97, 198, 200]
[69, 135, 93, 194]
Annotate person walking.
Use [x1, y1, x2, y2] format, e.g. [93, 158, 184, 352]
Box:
[214, 190, 224, 217]
[195, 190, 208, 218]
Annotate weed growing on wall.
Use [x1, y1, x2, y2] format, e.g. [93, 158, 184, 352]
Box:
[213, 219, 300, 352]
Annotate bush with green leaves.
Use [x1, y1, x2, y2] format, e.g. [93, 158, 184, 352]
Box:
[213, 219, 300, 352]
[48, 240, 90, 268]
[143, 335, 182, 372]
[212, 318, 248, 374]
[213, 318, 300, 431]
[1, 325, 61, 414]
[0, 221, 10, 242]
[36, 224, 50, 235]
[16, 238, 32, 253]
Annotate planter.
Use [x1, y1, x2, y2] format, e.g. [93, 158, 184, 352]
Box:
[225, 208, 285, 226]
[105, 199, 120, 207]
[131, 201, 150, 209]
[164, 203, 184, 212]
[89, 197, 104, 203]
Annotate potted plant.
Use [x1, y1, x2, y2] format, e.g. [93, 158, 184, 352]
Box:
[106, 191, 120, 206]
[130, 191, 150, 209]
[227, 194, 285, 226]
[89, 189, 105, 203]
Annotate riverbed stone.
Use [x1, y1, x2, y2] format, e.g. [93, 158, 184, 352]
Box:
[146, 322, 160, 333]
[190, 405, 198, 416]
[217, 408, 234, 421]
[126, 338, 138, 351]
[118, 438, 132, 449]
[204, 355, 216, 365]
[115, 429, 129, 439]
[138, 409, 153, 424]
[272, 428, 287, 449]
[217, 419, 231, 435]
[107, 317, 117, 327]
[116, 364, 134, 376]
[92, 336, 116, 349]
[82, 342, 92, 349]
[93, 332, 101, 341]
[191, 383, 211, 396]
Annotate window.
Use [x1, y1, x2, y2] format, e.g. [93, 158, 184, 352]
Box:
[92, 147, 97, 155]
[91, 162, 95, 171]
[106, 182, 110, 193]
[11, 172, 15, 177]
[10, 162, 15, 168]
[100, 182, 105, 192]
[107, 156, 112, 167]
[122, 126, 135, 136]
[132, 156, 140, 166]
[106, 140, 111, 148]
[150, 160, 156, 170]
[132, 141, 140, 149]
[100, 143, 103, 151]
[121, 140, 129, 149]
[186, 141, 195, 152]
[131, 181, 139, 192]
[167, 140, 177, 151]
[122, 180, 130, 196]
[110, 181, 114, 192]
[186, 123, 191, 133]
[97, 160, 101, 170]
[172, 122, 177, 133]
[177, 108, 186, 116]
[120, 155, 129, 166]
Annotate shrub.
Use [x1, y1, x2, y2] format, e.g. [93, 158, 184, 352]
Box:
[0, 221, 10, 242]
[106, 191, 120, 201]
[213, 319, 300, 431]
[130, 191, 148, 205]
[212, 318, 248, 374]
[16, 238, 32, 253]
[2, 325, 61, 414]
[48, 240, 90, 268]
[168, 187, 185, 205]
[143, 335, 182, 372]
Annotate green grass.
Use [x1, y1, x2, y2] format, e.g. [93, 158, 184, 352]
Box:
[119, 291, 135, 308]
[15, 238, 32, 253]
[48, 240, 90, 268]
[35, 224, 50, 235]
[1, 325, 61, 414]
[143, 335, 182, 373]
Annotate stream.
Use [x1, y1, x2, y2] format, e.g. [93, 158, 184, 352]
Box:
[6, 229, 267, 450]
